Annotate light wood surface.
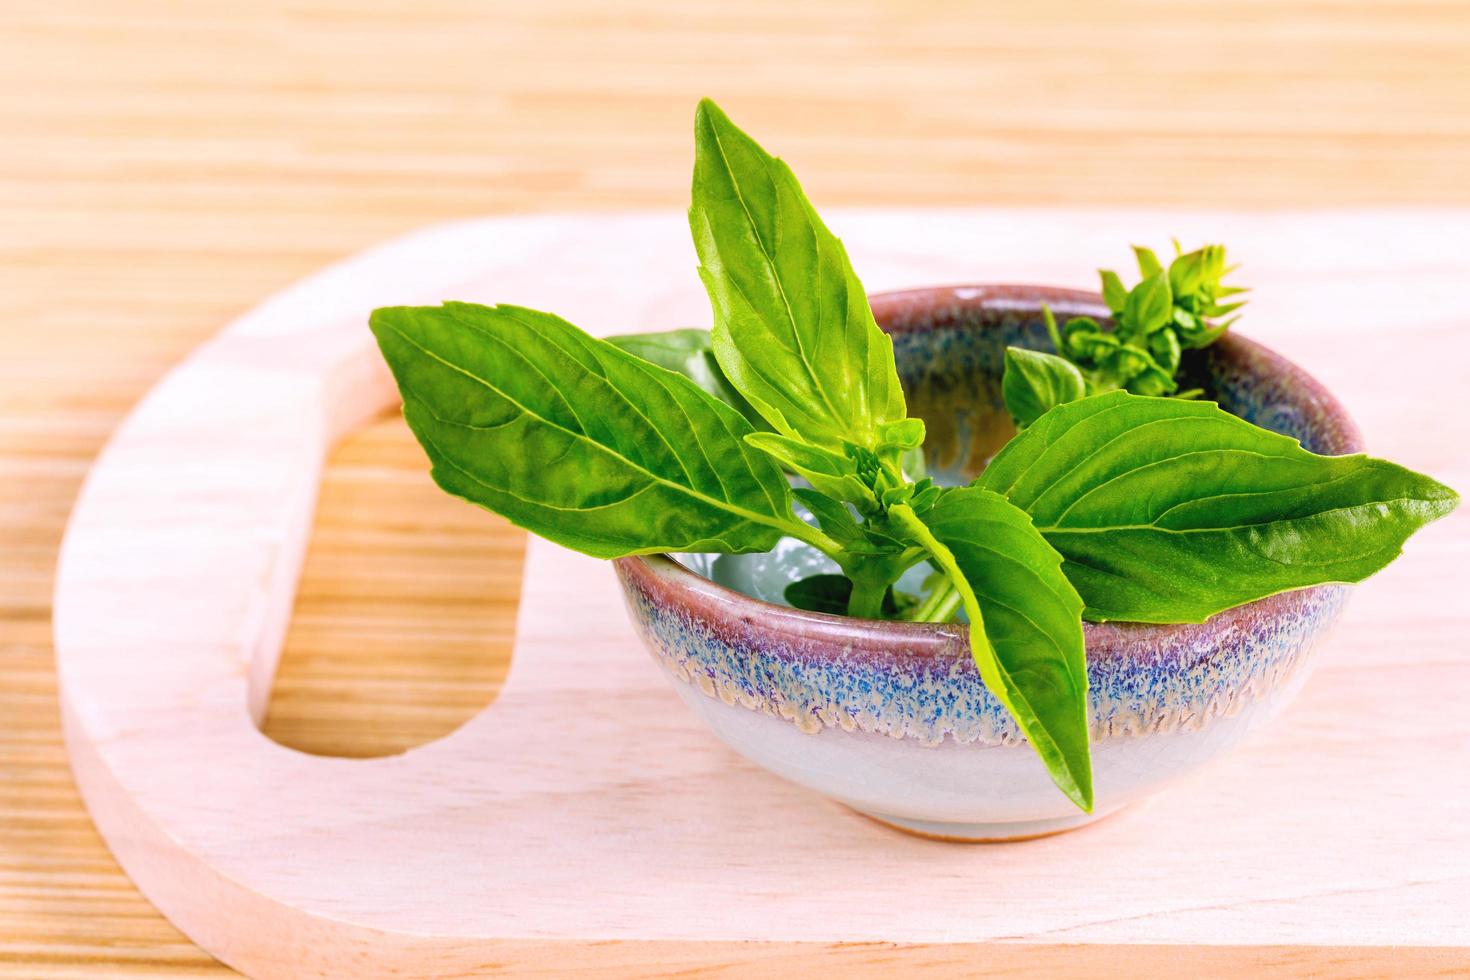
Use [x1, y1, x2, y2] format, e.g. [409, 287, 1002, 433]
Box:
[6, 2, 1470, 975]
[44, 211, 1470, 977]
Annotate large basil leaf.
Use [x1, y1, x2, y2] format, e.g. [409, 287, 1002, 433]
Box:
[980, 390, 1459, 623]
[371, 303, 798, 559]
[688, 99, 907, 450]
[890, 490, 1092, 811]
[606, 328, 765, 429]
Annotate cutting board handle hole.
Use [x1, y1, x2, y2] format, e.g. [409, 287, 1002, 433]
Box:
[256, 414, 526, 758]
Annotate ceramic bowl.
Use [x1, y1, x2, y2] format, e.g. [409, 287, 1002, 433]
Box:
[614, 285, 1361, 842]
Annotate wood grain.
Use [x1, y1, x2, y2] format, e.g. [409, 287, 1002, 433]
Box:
[38, 210, 1470, 976]
[5, 1, 1470, 975]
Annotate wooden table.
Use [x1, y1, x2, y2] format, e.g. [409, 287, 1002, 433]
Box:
[4, 2, 1469, 975]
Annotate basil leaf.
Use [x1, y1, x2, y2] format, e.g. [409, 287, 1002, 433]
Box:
[1099, 269, 1128, 314]
[785, 574, 854, 614]
[1149, 325, 1183, 373]
[794, 488, 911, 557]
[1002, 346, 1087, 428]
[689, 99, 907, 450]
[745, 432, 878, 509]
[980, 391, 1459, 623]
[1168, 247, 1208, 298]
[784, 573, 908, 617]
[877, 418, 928, 481]
[606, 327, 766, 430]
[1123, 271, 1173, 336]
[877, 417, 926, 450]
[792, 488, 863, 547]
[371, 302, 799, 559]
[1133, 244, 1163, 278]
[890, 491, 1092, 812]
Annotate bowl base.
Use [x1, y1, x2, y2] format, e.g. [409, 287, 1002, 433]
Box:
[852, 805, 1123, 843]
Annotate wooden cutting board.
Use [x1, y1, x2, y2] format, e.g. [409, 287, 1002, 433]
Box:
[53, 210, 1470, 977]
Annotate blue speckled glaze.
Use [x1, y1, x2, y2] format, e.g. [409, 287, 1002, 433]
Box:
[613, 285, 1360, 750]
[620, 559, 1347, 745]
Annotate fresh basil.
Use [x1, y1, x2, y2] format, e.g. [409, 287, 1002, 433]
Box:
[606, 328, 765, 429]
[784, 573, 911, 617]
[371, 98, 1458, 815]
[614, 325, 930, 483]
[689, 98, 907, 451]
[1099, 269, 1129, 312]
[980, 390, 1459, 623]
[792, 488, 864, 546]
[1002, 347, 1088, 428]
[1047, 242, 1248, 400]
[784, 573, 857, 614]
[371, 303, 806, 559]
[1124, 271, 1173, 335]
[890, 490, 1092, 811]
[745, 432, 878, 509]
[1133, 244, 1164, 278]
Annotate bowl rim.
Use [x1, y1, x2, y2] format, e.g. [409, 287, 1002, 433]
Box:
[613, 283, 1364, 663]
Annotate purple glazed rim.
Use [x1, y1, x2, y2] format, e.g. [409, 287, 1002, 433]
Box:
[613, 284, 1365, 669]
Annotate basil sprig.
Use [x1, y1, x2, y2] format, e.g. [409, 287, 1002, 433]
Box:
[372, 99, 1458, 813]
[1002, 242, 1247, 427]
